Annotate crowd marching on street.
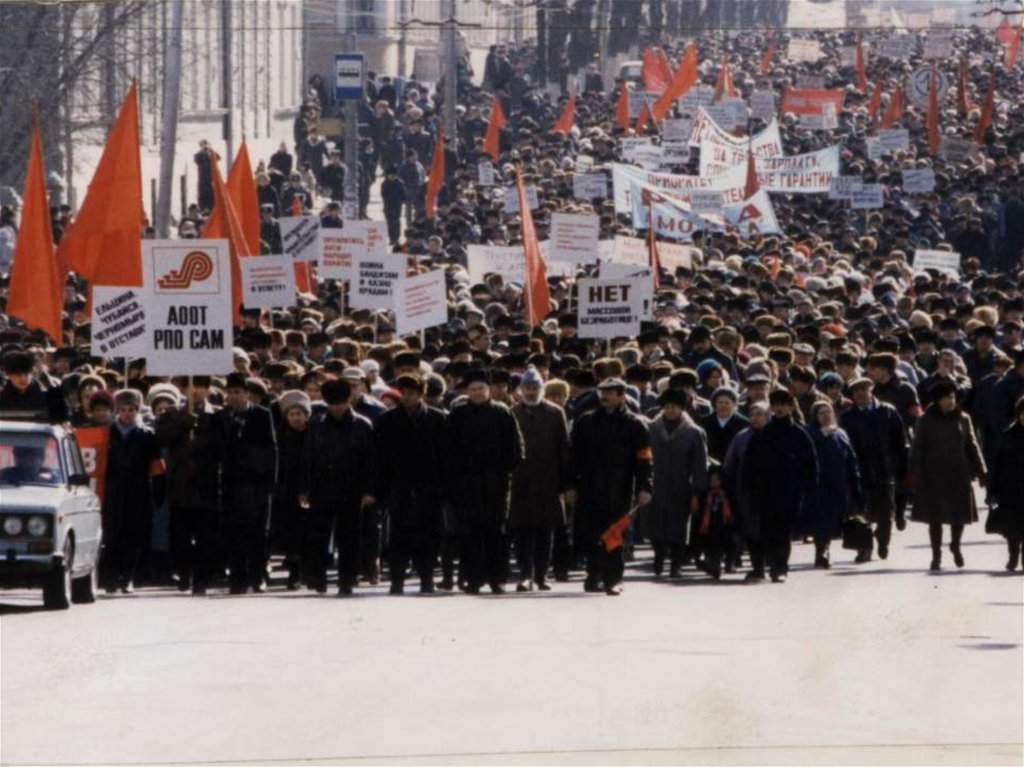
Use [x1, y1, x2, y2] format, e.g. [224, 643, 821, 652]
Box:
[2, 21, 1024, 601]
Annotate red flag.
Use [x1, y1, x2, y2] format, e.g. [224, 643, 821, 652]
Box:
[713, 58, 735, 101]
[482, 97, 507, 162]
[226, 140, 260, 255]
[995, 17, 1014, 43]
[202, 150, 252, 325]
[743, 140, 760, 199]
[1007, 25, 1022, 69]
[867, 79, 885, 134]
[652, 41, 698, 121]
[553, 90, 576, 133]
[881, 84, 903, 129]
[287, 196, 313, 294]
[7, 106, 62, 344]
[515, 170, 549, 328]
[926, 66, 940, 156]
[855, 35, 868, 92]
[645, 191, 661, 291]
[60, 81, 143, 287]
[635, 102, 654, 135]
[616, 83, 631, 133]
[601, 511, 634, 552]
[760, 29, 777, 76]
[973, 74, 996, 143]
[424, 125, 445, 219]
[641, 47, 672, 94]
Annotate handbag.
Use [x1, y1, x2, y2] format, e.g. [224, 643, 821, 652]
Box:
[985, 505, 1005, 536]
[842, 515, 874, 551]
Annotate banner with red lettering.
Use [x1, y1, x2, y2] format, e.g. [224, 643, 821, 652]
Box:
[629, 180, 780, 239]
[780, 87, 845, 116]
[612, 162, 748, 213]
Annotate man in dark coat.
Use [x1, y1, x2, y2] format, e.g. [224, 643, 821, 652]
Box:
[380, 167, 406, 245]
[699, 387, 748, 464]
[445, 369, 524, 594]
[153, 378, 220, 594]
[570, 378, 653, 595]
[376, 375, 447, 594]
[214, 373, 278, 594]
[0, 350, 68, 424]
[742, 389, 818, 582]
[839, 378, 909, 562]
[509, 367, 571, 591]
[101, 389, 163, 594]
[301, 378, 376, 595]
[193, 141, 214, 212]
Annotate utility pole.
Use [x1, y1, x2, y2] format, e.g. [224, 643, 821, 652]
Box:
[442, 0, 458, 142]
[221, 0, 234, 171]
[343, 16, 359, 220]
[537, 1, 548, 89]
[398, 0, 408, 78]
[156, 0, 183, 237]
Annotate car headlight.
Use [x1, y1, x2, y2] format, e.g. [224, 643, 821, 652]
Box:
[3, 516, 24, 536]
[26, 515, 49, 537]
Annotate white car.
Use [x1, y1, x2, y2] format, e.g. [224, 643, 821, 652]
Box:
[0, 422, 102, 609]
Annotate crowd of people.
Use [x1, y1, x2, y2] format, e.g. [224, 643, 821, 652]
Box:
[1, 23, 1023, 598]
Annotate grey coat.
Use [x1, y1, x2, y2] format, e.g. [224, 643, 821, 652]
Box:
[910, 407, 986, 526]
[639, 413, 709, 544]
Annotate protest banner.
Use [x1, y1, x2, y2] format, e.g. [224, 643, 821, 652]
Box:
[573, 172, 608, 200]
[750, 90, 777, 121]
[467, 244, 526, 283]
[661, 118, 693, 141]
[278, 215, 321, 262]
[907, 67, 949, 108]
[902, 169, 936, 194]
[394, 269, 448, 336]
[90, 286, 148, 358]
[923, 32, 954, 59]
[704, 99, 746, 131]
[350, 254, 404, 310]
[632, 144, 665, 170]
[660, 142, 691, 167]
[610, 235, 650, 266]
[575, 154, 595, 172]
[780, 88, 846, 117]
[631, 182, 780, 239]
[787, 38, 824, 63]
[240, 254, 296, 309]
[657, 242, 695, 270]
[504, 184, 539, 213]
[576, 277, 648, 339]
[478, 161, 496, 187]
[676, 84, 714, 116]
[319, 228, 365, 281]
[689, 190, 725, 214]
[797, 75, 827, 89]
[613, 162, 748, 212]
[549, 212, 600, 263]
[74, 426, 109, 501]
[621, 137, 653, 162]
[878, 129, 910, 153]
[850, 184, 885, 210]
[829, 176, 863, 201]
[914, 249, 961, 276]
[598, 263, 651, 280]
[627, 90, 657, 119]
[142, 239, 234, 375]
[940, 137, 979, 163]
[754, 146, 840, 193]
[879, 35, 915, 60]
[865, 136, 884, 162]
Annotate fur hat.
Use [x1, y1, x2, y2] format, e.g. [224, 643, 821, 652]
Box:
[278, 390, 312, 416]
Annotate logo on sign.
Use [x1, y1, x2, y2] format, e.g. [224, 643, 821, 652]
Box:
[157, 251, 215, 290]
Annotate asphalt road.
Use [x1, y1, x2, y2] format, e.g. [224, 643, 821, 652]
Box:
[2, 519, 1022, 766]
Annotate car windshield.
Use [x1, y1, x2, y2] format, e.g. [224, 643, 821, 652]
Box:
[0, 433, 64, 487]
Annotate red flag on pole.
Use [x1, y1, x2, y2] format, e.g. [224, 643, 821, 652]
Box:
[424, 124, 445, 219]
[615, 83, 631, 133]
[202, 150, 252, 326]
[288, 196, 313, 294]
[855, 35, 868, 92]
[645, 191, 661, 291]
[880, 84, 903, 129]
[867, 79, 884, 135]
[760, 28, 777, 76]
[926, 65, 941, 156]
[8, 106, 63, 344]
[60, 81, 143, 288]
[1007, 25, 1022, 69]
[482, 97, 507, 162]
[652, 41, 698, 121]
[713, 58, 735, 101]
[956, 57, 972, 117]
[635, 102, 654, 135]
[641, 47, 672, 94]
[743, 140, 760, 199]
[515, 170, 549, 328]
[973, 74, 996, 143]
[995, 17, 1014, 44]
[226, 140, 260, 255]
[552, 90, 576, 134]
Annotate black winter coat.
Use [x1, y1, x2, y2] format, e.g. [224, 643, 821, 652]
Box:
[214, 404, 278, 511]
[104, 423, 161, 546]
[839, 400, 908, 488]
[376, 403, 447, 521]
[743, 415, 818, 521]
[699, 412, 749, 464]
[991, 422, 1024, 537]
[304, 409, 376, 512]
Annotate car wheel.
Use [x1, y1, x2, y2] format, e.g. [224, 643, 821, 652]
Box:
[71, 564, 98, 604]
[43, 541, 73, 610]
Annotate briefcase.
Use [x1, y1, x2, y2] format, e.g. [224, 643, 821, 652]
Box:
[842, 515, 874, 551]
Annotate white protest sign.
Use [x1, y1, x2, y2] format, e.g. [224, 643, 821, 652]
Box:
[573, 172, 608, 200]
[940, 137, 979, 163]
[240, 255, 296, 309]
[677, 84, 714, 116]
[350, 255, 405, 310]
[914, 249, 961, 276]
[820, 102, 838, 130]
[610, 235, 650, 267]
[657, 242, 695, 270]
[627, 90, 657, 119]
[478, 161, 496, 187]
[750, 90, 777, 121]
[549, 212, 600, 263]
[467, 244, 525, 283]
[907, 67, 949, 108]
[598, 263, 651, 280]
[866, 137, 883, 162]
[902, 169, 936, 194]
[504, 184, 539, 213]
[840, 46, 857, 68]
[576, 277, 648, 339]
[749, 145, 840, 193]
[395, 269, 448, 336]
[575, 154, 595, 172]
[660, 141, 691, 167]
[704, 99, 745, 131]
[621, 137, 653, 162]
[90, 286, 148, 358]
[787, 38, 823, 63]
[879, 35, 915, 60]
[829, 176, 863, 200]
[141, 239, 233, 376]
[612, 162, 748, 212]
[632, 144, 665, 170]
[923, 32, 954, 60]
[278, 215, 321, 262]
[317, 221, 385, 281]
[661, 118, 693, 141]
[689, 190, 725, 214]
[878, 129, 910, 153]
[850, 184, 885, 209]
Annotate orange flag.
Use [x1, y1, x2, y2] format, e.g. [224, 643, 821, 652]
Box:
[60, 81, 143, 287]
[973, 74, 996, 143]
[601, 510, 634, 552]
[615, 83, 631, 133]
[1007, 25, 1022, 69]
[760, 29, 777, 76]
[515, 170, 549, 328]
[743, 140, 760, 199]
[652, 41, 698, 121]
[424, 124, 445, 219]
[995, 17, 1014, 44]
[482, 97, 506, 162]
[855, 35, 868, 92]
[202, 150, 252, 325]
[926, 66, 940, 156]
[553, 90, 576, 133]
[288, 196, 313, 294]
[8, 107, 63, 344]
[635, 102, 654, 135]
[641, 47, 672, 94]
[226, 140, 260, 255]
[867, 79, 884, 135]
[881, 84, 903, 129]
[713, 58, 735, 101]
[956, 56, 972, 117]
